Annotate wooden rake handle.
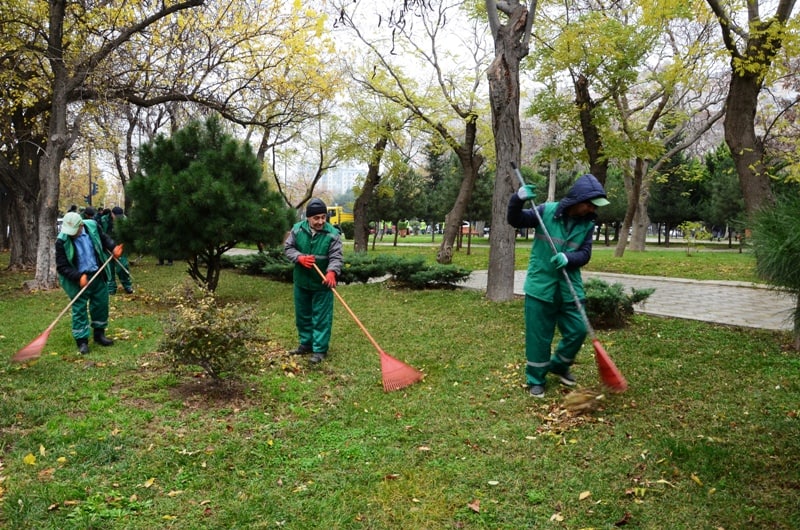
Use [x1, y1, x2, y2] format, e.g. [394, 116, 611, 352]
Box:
[312, 263, 384, 355]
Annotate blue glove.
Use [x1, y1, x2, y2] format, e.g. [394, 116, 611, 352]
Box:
[517, 184, 537, 201]
[551, 252, 568, 269]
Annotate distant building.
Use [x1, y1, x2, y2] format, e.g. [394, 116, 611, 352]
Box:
[317, 167, 363, 196]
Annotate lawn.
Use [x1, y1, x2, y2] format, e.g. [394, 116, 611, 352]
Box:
[1, 248, 797, 529]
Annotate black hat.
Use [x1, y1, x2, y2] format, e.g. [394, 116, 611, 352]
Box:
[305, 198, 327, 218]
[82, 206, 96, 218]
[112, 206, 124, 215]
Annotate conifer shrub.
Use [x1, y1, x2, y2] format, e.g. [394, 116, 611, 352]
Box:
[339, 221, 355, 240]
[224, 250, 471, 288]
[159, 285, 261, 380]
[584, 277, 654, 328]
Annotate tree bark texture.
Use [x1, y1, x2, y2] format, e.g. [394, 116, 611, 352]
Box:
[436, 120, 483, 265]
[486, 3, 529, 302]
[724, 73, 773, 215]
[574, 74, 608, 186]
[353, 134, 389, 253]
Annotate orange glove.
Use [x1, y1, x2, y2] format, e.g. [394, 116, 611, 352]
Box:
[323, 271, 337, 288]
[297, 255, 315, 269]
[79, 274, 88, 287]
[113, 244, 124, 259]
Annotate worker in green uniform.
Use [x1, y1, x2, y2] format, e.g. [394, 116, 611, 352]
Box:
[284, 198, 344, 364]
[55, 211, 124, 354]
[507, 174, 610, 398]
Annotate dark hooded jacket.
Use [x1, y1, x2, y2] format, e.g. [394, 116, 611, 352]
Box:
[507, 174, 608, 303]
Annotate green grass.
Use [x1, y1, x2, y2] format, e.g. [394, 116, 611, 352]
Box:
[1, 250, 797, 529]
[355, 236, 759, 282]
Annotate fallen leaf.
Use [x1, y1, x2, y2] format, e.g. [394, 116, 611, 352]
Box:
[143, 477, 156, 488]
[384, 474, 400, 480]
[690, 473, 703, 486]
[167, 490, 183, 497]
[467, 499, 480, 513]
[487, 480, 499, 486]
[579, 491, 592, 501]
[39, 445, 46, 456]
[57, 457, 67, 464]
[550, 513, 564, 522]
[23, 453, 36, 465]
[417, 446, 431, 451]
[48, 503, 59, 511]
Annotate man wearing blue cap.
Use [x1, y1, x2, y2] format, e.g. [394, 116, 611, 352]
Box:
[507, 174, 610, 398]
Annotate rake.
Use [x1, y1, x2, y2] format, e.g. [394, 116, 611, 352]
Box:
[11, 254, 114, 363]
[511, 162, 627, 392]
[313, 264, 424, 392]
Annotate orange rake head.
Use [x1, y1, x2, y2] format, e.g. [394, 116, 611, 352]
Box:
[11, 329, 52, 363]
[379, 350, 424, 392]
[592, 338, 628, 393]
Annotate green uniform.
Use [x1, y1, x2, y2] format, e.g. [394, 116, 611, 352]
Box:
[284, 220, 344, 354]
[520, 202, 593, 384]
[56, 221, 113, 341]
[508, 174, 608, 388]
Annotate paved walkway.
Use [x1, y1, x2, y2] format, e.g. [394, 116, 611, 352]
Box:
[226, 248, 794, 332]
[463, 271, 796, 332]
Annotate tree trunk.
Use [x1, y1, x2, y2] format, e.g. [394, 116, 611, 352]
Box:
[574, 74, 608, 186]
[614, 161, 642, 257]
[436, 123, 483, 265]
[30, 0, 70, 291]
[486, 4, 528, 302]
[724, 72, 774, 215]
[353, 133, 388, 253]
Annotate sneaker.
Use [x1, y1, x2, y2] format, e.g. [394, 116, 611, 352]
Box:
[124, 287, 134, 294]
[556, 370, 577, 387]
[309, 352, 327, 364]
[289, 345, 312, 355]
[528, 384, 545, 398]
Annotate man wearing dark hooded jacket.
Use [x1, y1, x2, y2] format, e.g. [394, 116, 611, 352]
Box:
[507, 174, 610, 398]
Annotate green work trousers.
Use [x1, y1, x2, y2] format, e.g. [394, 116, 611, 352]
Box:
[293, 285, 334, 354]
[108, 254, 132, 293]
[524, 293, 587, 386]
[64, 274, 110, 340]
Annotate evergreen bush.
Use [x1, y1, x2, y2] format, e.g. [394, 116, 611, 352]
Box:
[339, 221, 355, 240]
[584, 277, 654, 328]
[224, 250, 471, 289]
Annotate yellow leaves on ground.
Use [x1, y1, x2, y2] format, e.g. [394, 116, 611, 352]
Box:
[23, 453, 36, 465]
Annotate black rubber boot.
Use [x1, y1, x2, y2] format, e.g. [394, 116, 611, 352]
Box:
[93, 328, 114, 347]
[77, 338, 90, 355]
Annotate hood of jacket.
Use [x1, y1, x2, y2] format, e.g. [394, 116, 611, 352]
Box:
[554, 174, 608, 219]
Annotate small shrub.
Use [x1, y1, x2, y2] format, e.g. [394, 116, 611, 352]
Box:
[339, 221, 355, 240]
[584, 277, 654, 328]
[159, 285, 261, 380]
